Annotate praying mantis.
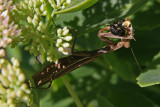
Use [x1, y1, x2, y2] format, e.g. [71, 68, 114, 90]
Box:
[31, 18, 135, 89]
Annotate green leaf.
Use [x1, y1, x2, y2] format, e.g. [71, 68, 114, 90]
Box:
[137, 52, 160, 87]
[104, 82, 159, 107]
[97, 95, 115, 107]
[120, 0, 149, 17]
[133, 1, 160, 30]
[56, 0, 148, 38]
[55, 0, 98, 14]
[6, 46, 22, 61]
[103, 52, 136, 82]
[137, 69, 160, 87]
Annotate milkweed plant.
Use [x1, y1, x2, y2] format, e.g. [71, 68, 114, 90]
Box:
[0, 0, 78, 106]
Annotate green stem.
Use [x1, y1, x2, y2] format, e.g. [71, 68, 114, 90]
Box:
[61, 76, 83, 107]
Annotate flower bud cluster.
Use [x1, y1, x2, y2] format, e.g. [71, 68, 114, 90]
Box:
[0, 0, 21, 48]
[27, 15, 47, 33]
[13, 0, 53, 61]
[15, 0, 47, 31]
[49, 0, 72, 10]
[17, 0, 48, 16]
[11, 0, 73, 62]
[56, 27, 72, 55]
[0, 57, 33, 106]
[8, 0, 73, 62]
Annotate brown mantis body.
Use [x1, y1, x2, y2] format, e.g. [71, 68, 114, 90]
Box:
[31, 18, 135, 89]
[32, 46, 110, 88]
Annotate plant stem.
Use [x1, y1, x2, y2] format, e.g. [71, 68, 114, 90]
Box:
[61, 76, 83, 107]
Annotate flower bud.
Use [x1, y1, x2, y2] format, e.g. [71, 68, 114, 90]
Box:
[47, 56, 52, 62]
[21, 83, 28, 90]
[10, 91, 16, 98]
[8, 74, 16, 82]
[24, 0, 29, 4]
[16, 90, 23, 98]
[18, 74, 25, 82]
[66, 0, 71, 4]
[58, 47, 64, 52]
[29, 0, 33, 7]
[61, 6, 65, 9]
[23, 96, 30, 102]
[0, 49, 5, 57]
[22, 3, 27, 9]
[0, 75, 9, 87]
[57, 39, 62, 44]
[33, 14, 38, 25]
[62, 51, 69, 55]
[40, 4, 46, 11]
[57, 28, 62, 34]
[62, 29, 69, 35]
[16, 68, 22, 75]
[7, 98, 13, 104]
[40, 0, 45, 2]
[63, 27, 67, 31]
[57, 0, 61, 7]
[37, 21, 43, 31]
[64, 36, 72, 41]
[32, 19, 38, 27]
[62, 43, 70, 48]
[56, 43, 60, 47]
[1, 68, 8, 76]
[42, 11, 47, 15]
[42, 35, 46, 38]
[57, 33, 62, 37]
[6, 89, 12, 95]
[51, 4, 57, 9]
[3, 29, 9, 37]
[11, 57, 20, 67]
[48, 0, 53, 4]
[1, 10, 8, 17]
[0, 84, 6, 94]
[25, 89, 31, 94]
[35, 8, 40, 14]
[0, 59, 5, 64]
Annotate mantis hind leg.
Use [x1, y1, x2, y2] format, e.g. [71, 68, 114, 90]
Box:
[71, 29, 78, 54]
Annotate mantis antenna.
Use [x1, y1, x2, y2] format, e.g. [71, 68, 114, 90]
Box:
[130, 47, 143, 72]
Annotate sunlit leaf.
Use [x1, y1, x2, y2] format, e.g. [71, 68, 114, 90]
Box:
[137, 69, 160, 87]
[137, 52, 160, 87]
[55, 0, 98, 14]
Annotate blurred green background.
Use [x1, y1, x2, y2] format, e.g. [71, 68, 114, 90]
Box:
[7, 0, 160, 107]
